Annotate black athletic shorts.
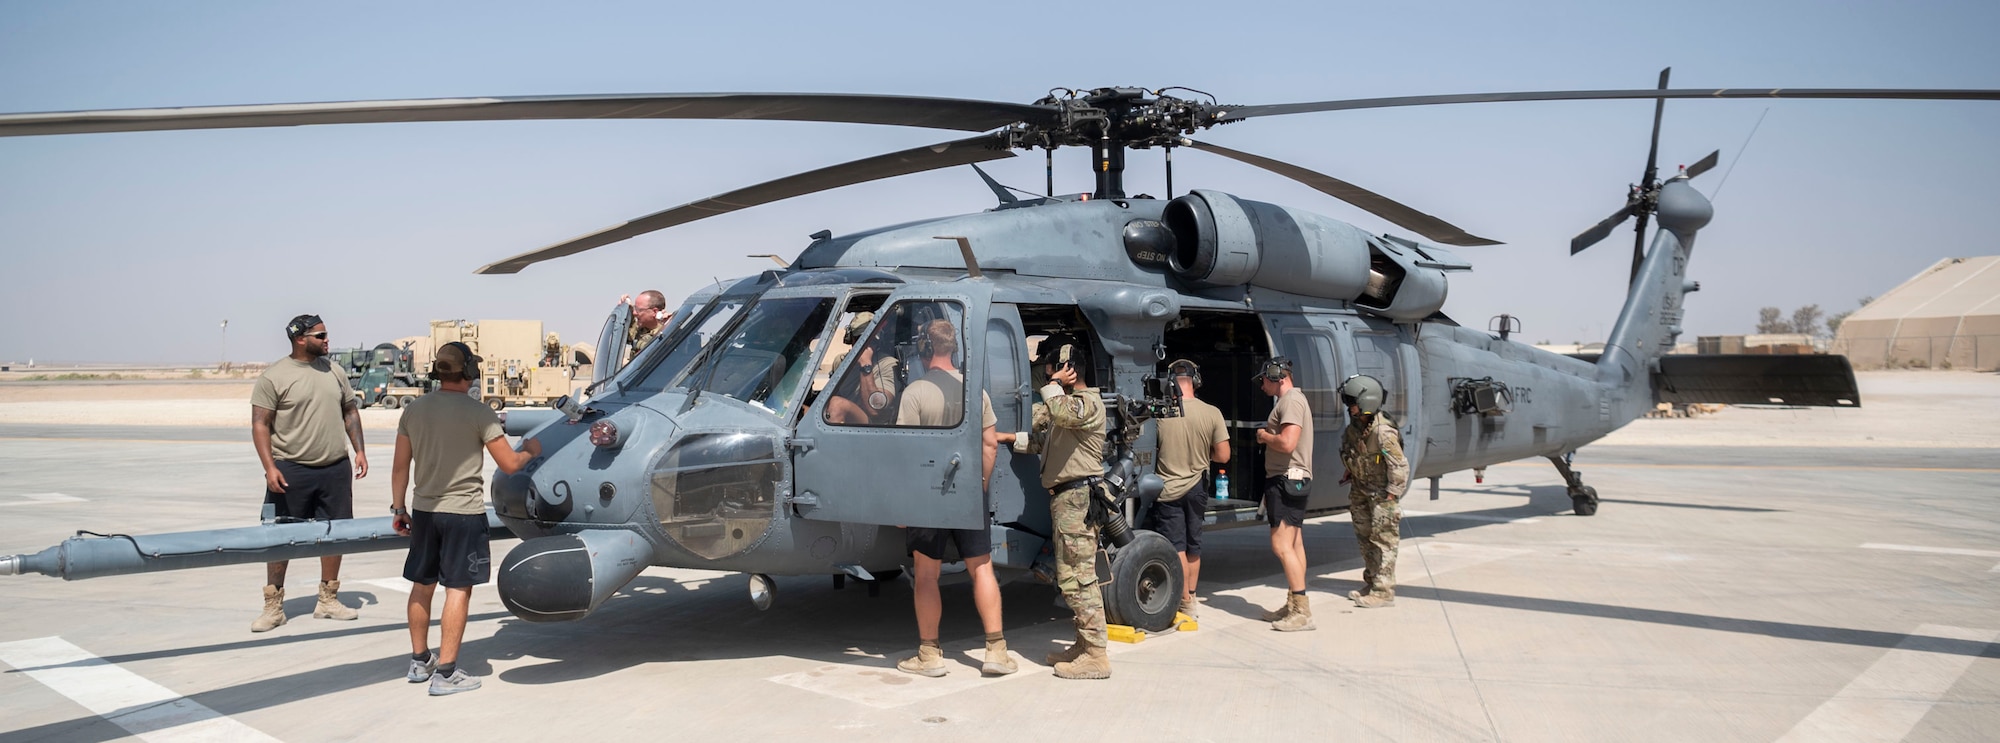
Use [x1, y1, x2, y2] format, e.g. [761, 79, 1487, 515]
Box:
[403, 510, 492, 588]
[906, 526, 992, 562]
[263, 458, 354, 521]
[1145, 480, 1208, 556]
[1264, 478, 1310, 528]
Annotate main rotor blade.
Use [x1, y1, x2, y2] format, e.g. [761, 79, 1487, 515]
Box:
[1183, 139, 1501, 247]
[1213, 87, 2000, 122]
[0, 93, 1057, 138]
[475, 134, 1015, 275]
[1683, 149, 1721, 179]
[1571, 203, 1637, 255]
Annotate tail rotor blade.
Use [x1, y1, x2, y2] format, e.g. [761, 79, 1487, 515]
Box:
[1571, 203, 1636, 254]
[1629, 210, 1653, 283]
[1683, 149, 1721, 179]
[1641, 68, 1670, 189]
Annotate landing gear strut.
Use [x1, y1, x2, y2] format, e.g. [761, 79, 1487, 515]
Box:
[1547, 452, 1599, 516]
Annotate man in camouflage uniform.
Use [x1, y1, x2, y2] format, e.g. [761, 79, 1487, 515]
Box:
[1010, 334, 1109, 679]
[1338, 374, 1409, 608]
[623, 289, 674, 360]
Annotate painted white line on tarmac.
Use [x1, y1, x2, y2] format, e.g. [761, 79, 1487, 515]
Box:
[1403, 509, 1542, 524]
[0, 492, 85, 506]
[0, 636, 280, 742]
[359, 577, 414, 593]
[1776, 624, 1997, 743]
[1861, 543, 2000, 558]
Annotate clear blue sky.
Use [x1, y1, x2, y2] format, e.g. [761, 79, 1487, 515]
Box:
[3, 0, 1996, 362]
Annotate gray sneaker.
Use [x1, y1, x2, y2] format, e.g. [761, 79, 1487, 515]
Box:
[428, 668, 482, 696]
[407, 654, 437, 683]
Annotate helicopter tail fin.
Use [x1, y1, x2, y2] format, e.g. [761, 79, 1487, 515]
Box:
[1594, 178, 1711, 413]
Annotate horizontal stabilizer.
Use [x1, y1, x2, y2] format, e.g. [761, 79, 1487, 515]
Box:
[1654, 354, 1860, 407]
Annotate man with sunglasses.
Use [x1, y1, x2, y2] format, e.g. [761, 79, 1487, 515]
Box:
[248, 314, 369, 632]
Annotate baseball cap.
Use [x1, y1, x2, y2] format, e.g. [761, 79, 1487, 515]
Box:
[286, 314, 324, 340]
[433, 341, 483, 379]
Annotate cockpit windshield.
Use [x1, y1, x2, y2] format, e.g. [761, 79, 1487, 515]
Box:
[669, 297, 836, 417]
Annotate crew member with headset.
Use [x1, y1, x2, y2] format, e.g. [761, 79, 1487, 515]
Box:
[1339, 374, 1409, 608]
[1148, 359, 1229, 619]
[1255, 356, 1317, 632]
[620, 289, 675, 362]
[1012, 333, 1111, 679]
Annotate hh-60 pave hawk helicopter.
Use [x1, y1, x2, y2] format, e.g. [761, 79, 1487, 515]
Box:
[6, 71, 1995, 632]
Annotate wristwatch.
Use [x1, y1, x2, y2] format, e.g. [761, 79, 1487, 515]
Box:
[391, 506, 409, 517]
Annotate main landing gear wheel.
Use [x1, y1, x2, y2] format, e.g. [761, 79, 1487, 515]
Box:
[1102, 530, 1182, 633]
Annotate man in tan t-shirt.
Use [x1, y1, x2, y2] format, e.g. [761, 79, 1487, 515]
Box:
[1254, 356, 1317, 632]
[892, 318, 1017, 679]
[249, 314, 368, 632]
[391, 341, 540, 696]
[1148, 359, 1229, 619]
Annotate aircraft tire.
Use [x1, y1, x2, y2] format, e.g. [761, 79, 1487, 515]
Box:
[1572, 486, 1599, 516]
[1103, 530, 1182, 633]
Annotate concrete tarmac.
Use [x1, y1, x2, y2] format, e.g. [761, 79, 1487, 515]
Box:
[1, 385, 1997, 741]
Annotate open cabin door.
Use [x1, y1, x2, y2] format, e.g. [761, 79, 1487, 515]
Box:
[791, 282, 993, 529]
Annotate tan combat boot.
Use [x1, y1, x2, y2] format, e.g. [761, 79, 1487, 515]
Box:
[1179, 594, 1199, 620]
[896, 643, 947, 677]
[1272, 593, 1316, 632]
[251, 585, 286, 633]
[1354, 591, 1396, 609]
[1052, 644, 1111, 680]
[313, 580, 359, 621]
[982, 638, 1018, 676]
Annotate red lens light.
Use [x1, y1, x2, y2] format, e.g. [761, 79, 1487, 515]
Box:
[589, 420, 619, 448]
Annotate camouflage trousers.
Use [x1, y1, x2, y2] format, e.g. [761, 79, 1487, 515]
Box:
[1348, 489, 1402, 597]
[1051, 482, 1107, 648]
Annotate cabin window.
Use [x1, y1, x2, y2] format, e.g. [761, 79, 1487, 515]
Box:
[673, 297, 836, 417]
[822, 299, 970, 429]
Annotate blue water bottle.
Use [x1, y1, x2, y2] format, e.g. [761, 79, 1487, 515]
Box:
[1214, 469, 1230, 501]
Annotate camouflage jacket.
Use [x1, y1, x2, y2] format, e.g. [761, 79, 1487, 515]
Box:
[1340, 413, 1409, 499]
[1016, 384, 1106, 489]
[627, 323, 661, 357]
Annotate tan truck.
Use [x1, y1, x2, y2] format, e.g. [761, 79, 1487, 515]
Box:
[427, 320, 594, 410]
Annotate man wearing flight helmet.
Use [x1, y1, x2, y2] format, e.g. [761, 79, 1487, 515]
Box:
[1338, 374, 1409, 608]
[1255, 356, 1317, 632]
[1010, 332, 1110, 679]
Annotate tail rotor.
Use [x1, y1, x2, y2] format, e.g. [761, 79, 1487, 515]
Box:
[1569, 67, 1720, 283]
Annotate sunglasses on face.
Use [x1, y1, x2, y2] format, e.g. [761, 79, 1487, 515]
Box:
[303, 332, 328, 340]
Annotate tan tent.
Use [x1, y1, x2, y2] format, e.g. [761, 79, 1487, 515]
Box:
[1832, 256, 2000, 371]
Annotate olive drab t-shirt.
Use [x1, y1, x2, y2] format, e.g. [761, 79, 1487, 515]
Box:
[1264, 387, 1314, 479]
[894, 368, 997, 429]
[397, 391, 506, 515]
[1155, 396, 1227, 501]
[252, 357, 357, 466]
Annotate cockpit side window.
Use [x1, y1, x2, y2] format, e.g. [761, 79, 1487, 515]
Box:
[822, 299, 968, 429]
